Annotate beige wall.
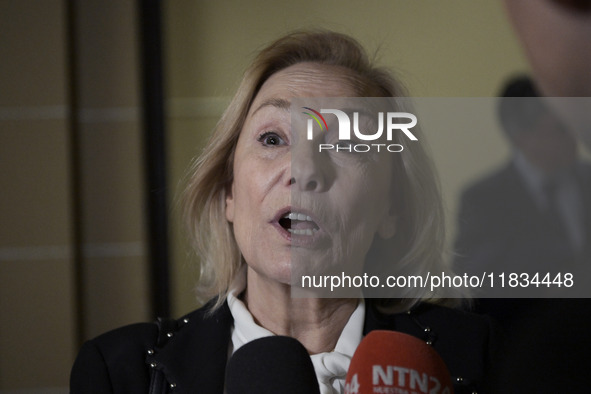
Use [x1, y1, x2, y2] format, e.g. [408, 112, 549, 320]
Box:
[164, 0, 529, 316]
[72, 0, 149, 342]
[0, 0, 148, 391]
[0, 1, 75, 390]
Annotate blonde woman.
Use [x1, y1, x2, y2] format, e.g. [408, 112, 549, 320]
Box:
[71, 31, 495, 394]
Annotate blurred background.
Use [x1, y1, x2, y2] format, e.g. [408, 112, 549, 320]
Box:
[0, 0, 531, 391]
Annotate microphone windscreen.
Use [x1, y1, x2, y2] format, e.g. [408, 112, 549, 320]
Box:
[225, 336, 320, 394]
[345, 330, 453, 394]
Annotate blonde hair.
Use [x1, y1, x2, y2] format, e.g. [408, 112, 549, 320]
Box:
[183, 30, 455, 311]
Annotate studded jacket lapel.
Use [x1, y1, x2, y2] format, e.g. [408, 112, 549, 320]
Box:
[150, 301, 233, 393]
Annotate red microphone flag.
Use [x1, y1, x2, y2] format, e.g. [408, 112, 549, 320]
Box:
[345, 330, 453, 394]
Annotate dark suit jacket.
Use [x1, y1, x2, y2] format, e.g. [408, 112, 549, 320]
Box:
[454, 162, 591, 279]
[71, 300, 496, 394]
[453, 162, 591, 391]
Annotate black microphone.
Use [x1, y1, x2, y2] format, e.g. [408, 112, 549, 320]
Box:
[225, 336, 321, 394]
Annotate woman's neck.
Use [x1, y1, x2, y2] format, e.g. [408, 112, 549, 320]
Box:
[243, 269, 358, 354]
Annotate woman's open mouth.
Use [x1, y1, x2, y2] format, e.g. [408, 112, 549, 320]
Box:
[279, 212, 320, 236]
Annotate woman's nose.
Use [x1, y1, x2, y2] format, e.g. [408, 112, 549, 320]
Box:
[290, 142, 331, 192]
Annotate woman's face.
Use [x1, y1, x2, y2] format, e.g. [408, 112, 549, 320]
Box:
[225, 63, 396, 287]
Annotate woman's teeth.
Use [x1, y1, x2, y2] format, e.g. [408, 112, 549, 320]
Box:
[290, 228, 317, 235]
[281, 212, 319, 235]
[285, 212, 314, 221]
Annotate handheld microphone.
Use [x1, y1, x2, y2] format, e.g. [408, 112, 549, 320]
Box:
[345, 330, 453, 394]
[225, 336, 321, 394]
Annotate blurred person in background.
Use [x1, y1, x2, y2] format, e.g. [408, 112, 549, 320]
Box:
[474, 2, 591, 389]
[454, 77, 591, 314]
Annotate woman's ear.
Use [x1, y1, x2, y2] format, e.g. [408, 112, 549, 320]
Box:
[225, 183, 235, 223]
[377, 213, 397, 239]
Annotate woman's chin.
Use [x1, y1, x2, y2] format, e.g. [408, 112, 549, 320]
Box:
[247, 261, 293, 287]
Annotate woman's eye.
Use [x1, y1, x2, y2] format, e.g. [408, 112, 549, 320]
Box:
[258, 132, 286, 147]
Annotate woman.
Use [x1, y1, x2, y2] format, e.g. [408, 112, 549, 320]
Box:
[71, 31, 495, 394]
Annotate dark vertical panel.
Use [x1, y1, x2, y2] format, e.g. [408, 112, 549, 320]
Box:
[138, 0, 170, 318]
[65, 0, 85, 346]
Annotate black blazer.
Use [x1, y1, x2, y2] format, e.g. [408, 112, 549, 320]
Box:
[451, 163, 591, 392]
[71, 300, 496, 394]
[454, 162, 591, 276]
